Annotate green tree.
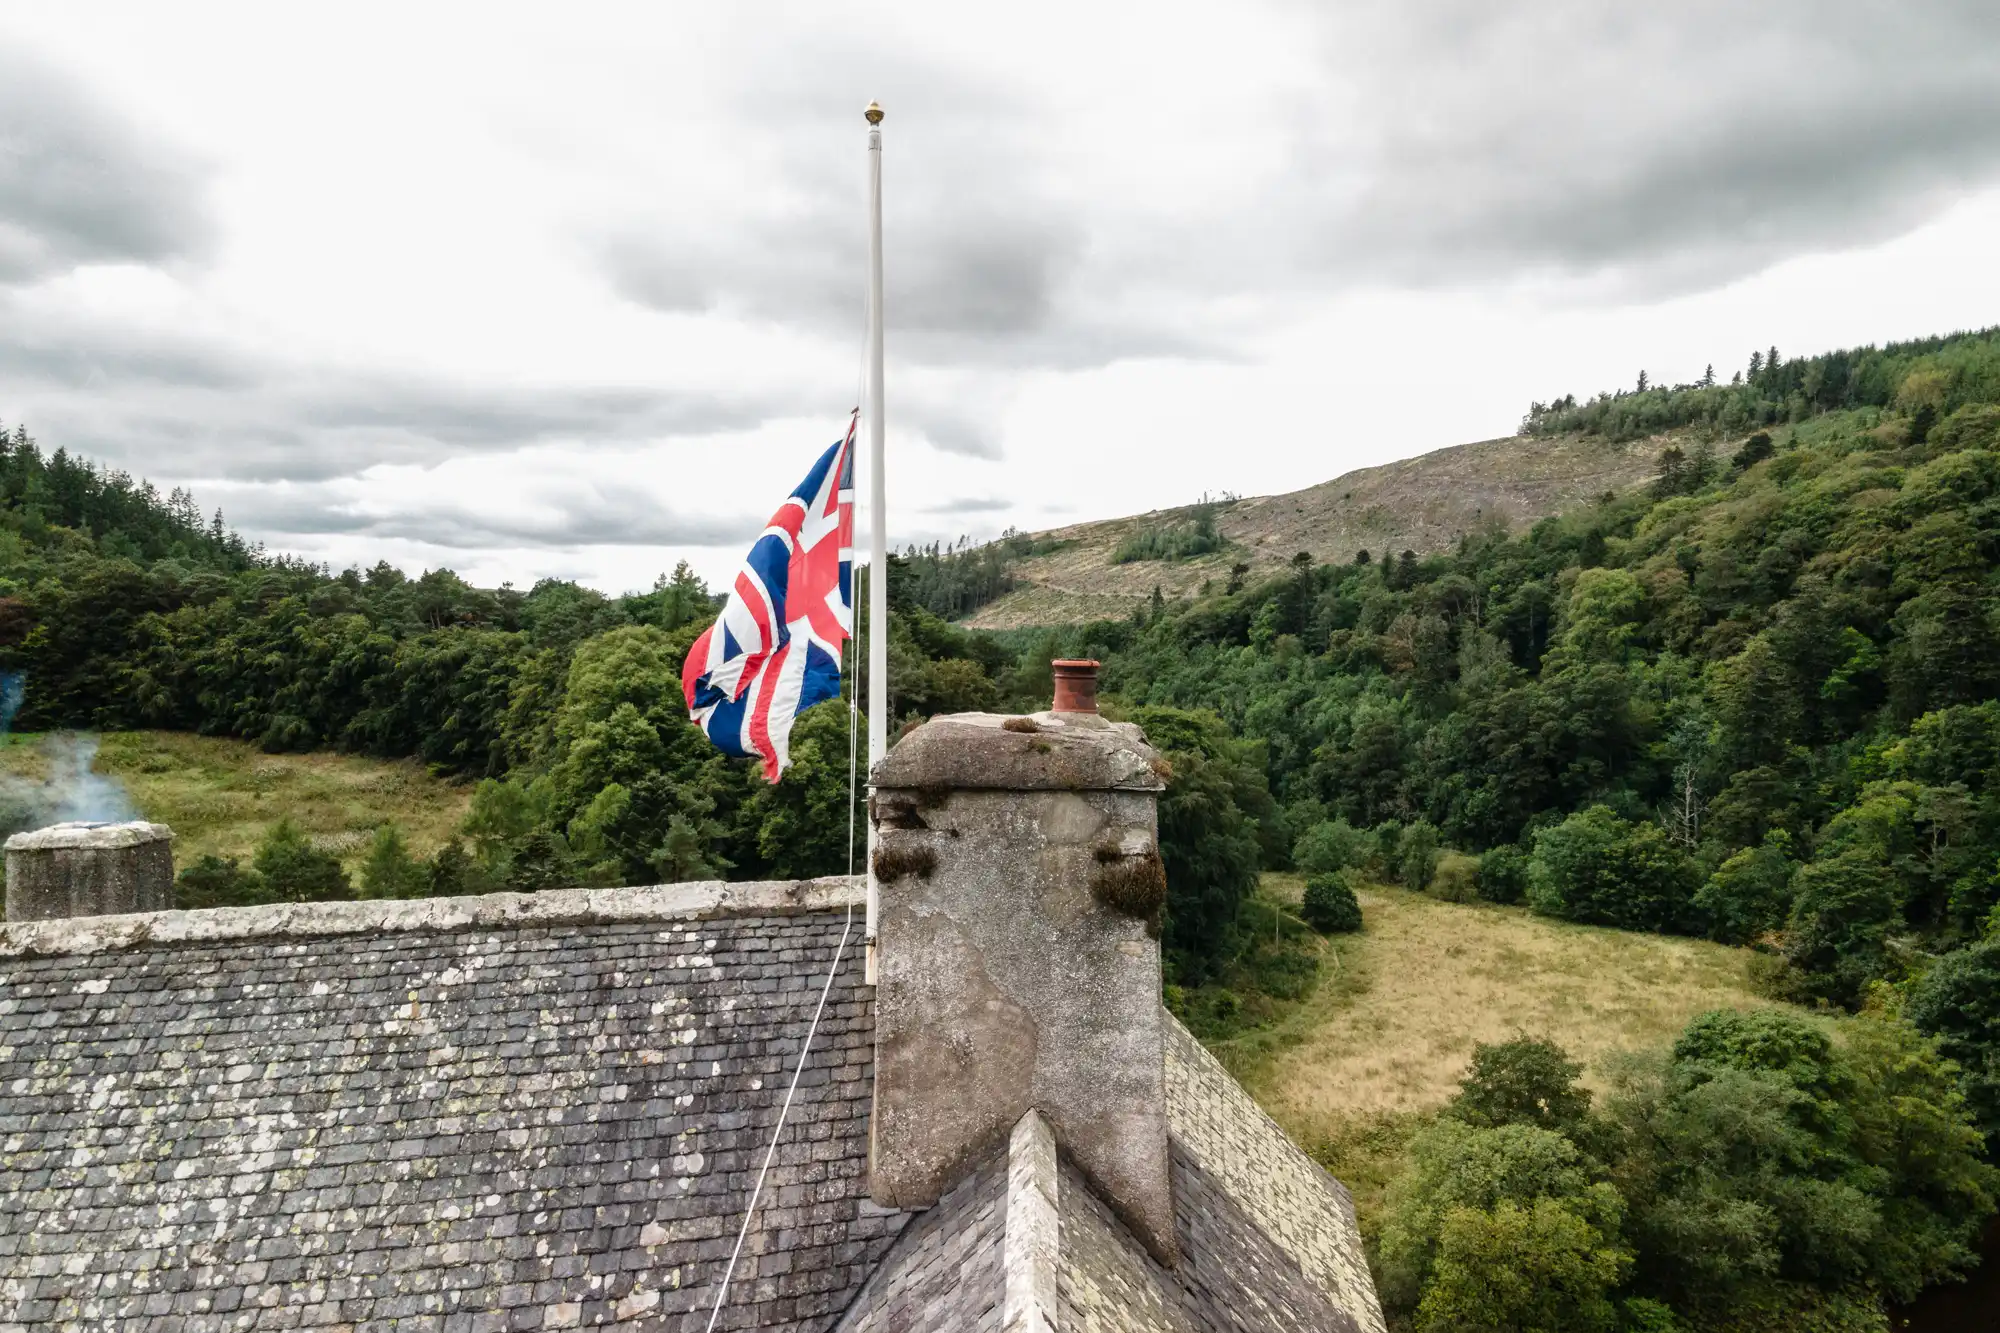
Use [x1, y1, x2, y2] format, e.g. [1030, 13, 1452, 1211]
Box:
[1415, 1199, 1627, 1333]
[741, 702, 861, 880]
[424, 837, 480, 897]
[1840, 1010, 1998, 1303]
[1906, 937, 2000, 1142]
[1447, 1037, 1595, 1143]
[1378, 1118, 1625, 1316]
[1529, 807, 1698, 933]
[1783, 853, 1902, 1008]
[1613, 1010, 1880, 1308]
[175, 853, 269, 909]
[253, 818, 352, 903]
[1129, 706, 1271, 982]
[359, 824, 422, 900]
[1301, 872, 1362, 934]
[1696, 837, 1796, 946]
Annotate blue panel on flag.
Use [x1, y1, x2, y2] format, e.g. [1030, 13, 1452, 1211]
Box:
[800, 640, 841, 715]
[703, 691, 753, 758]
[745, 533, 791, 628]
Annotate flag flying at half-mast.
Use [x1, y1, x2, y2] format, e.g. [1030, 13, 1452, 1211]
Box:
[681, 413, 857, 782]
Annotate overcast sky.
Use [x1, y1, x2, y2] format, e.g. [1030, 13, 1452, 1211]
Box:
[4, 2, 2000, 592]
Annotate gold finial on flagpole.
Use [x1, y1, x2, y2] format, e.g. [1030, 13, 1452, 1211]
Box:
[864, 101, 884, 125]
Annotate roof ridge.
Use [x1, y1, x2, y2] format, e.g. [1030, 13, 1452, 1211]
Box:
[0, 876, 865, 959]
[1001, 1111, 1060, 1332]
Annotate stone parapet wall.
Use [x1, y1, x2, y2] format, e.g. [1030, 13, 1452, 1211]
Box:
[0, 876, 864, 959]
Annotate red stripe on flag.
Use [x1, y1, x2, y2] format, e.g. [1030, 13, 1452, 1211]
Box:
[682, 624, 715, 712]
[747, 640, 790, 783]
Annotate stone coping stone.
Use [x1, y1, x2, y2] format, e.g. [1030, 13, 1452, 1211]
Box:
[4, 819, 175, 851]
[873, 711, 1166, 793]
[0, 874, 864, 958]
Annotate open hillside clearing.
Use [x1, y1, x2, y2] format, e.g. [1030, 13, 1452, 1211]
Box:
[0, 730, 474, 871]
[1220, 877, 1789, 1226]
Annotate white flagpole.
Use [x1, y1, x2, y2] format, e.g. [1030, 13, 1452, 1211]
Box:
[864, 101, 887, 980]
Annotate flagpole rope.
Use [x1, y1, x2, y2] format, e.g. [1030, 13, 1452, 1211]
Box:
[702, 897, 852, 1330]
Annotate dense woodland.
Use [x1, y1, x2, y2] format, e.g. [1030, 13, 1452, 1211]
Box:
[7, 324, 2000, 1329]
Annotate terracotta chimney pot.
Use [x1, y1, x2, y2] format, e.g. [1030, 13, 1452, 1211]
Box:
[1051, 659, 1100, 714]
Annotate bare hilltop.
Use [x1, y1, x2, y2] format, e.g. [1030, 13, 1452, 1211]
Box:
[962, 430, 1670, 628]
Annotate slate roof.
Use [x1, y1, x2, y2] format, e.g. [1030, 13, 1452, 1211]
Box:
[0, 882, 900, 1332]
[0, 881, 1383, 1332]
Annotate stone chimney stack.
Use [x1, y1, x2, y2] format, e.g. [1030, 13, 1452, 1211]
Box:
[868, 669, 1179, 1262]
[4, 821, 175, 922]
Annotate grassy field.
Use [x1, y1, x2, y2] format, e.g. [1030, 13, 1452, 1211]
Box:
[0, 730, 475, 870]
[1225, 875, 1784, 1227]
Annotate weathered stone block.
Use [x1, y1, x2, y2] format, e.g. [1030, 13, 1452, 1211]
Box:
[4, 821, 175, 922]
[869, 711, 1178, 1264]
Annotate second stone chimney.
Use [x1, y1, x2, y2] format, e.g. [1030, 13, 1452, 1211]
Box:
[868, 684, 1177, 1262]
[4, 820, 175, 922]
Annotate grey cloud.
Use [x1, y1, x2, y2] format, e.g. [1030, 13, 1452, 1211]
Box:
[0, 48, 212, 283]
[587, 2, 2000, 376]
[595, 196, 1120, 371]
[0, 306, 802, 483]
[218, 484, 762, 553]
[1290, 1, 2000, 296]
[587, 37, 1215, 375]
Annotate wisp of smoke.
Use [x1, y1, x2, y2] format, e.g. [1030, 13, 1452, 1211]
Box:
[0, 672, 142, 836]
[0, 730, 142, 840]
[46, 733, 140, 824]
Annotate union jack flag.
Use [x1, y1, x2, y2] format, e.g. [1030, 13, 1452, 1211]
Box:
[682, 415, 857, 782]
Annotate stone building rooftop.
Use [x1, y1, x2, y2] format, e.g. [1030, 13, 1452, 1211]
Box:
[1, 880, 1381, 1331]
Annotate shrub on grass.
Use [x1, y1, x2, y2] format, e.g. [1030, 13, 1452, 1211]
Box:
[1294, 818, 1369, 875]
[1399, 820, 1442, 891]
[1302, 872, 1363, 934]
[1370, 819, 1405, 880]
[1431, 851, 1479, 903]
[1477, 845, 1530, 904]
